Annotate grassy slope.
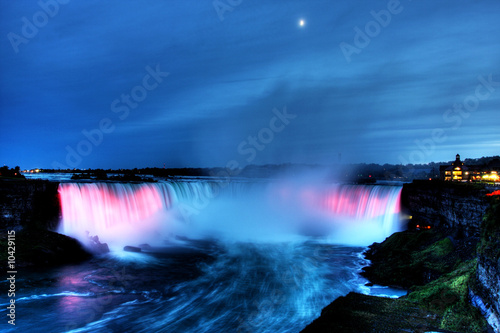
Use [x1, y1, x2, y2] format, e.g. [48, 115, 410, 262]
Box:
[362, 230, 467, 288]
[407, 259, 487, 332]
[303, 226, 492, 332]
[367, 229, 489, 332]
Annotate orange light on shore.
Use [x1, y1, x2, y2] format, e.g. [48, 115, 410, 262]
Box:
[486, 190, 500, 197]
[416, 224, 431, 230]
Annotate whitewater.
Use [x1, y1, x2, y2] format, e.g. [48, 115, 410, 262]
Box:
[1, 178, 406, 332]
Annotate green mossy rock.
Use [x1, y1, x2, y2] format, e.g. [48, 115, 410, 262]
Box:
[362, 230, 469, 288]
[407, 260, 489, 332]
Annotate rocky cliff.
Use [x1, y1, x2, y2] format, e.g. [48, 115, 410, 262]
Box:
[0, 179, 60, 231]
[0, 179, 91, 268]
[472, 196, 500, 331]
[401, 180, 489, 238]
[402, 181, 500, 330]
[303, 181, 500, 332]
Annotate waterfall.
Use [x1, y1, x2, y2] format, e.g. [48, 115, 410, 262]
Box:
[57, 182, 214, 249]
[58, 181, 402, 249]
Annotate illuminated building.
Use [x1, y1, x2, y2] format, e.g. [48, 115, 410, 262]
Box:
[440, 154, 500, 183]
[440, 154, 468, 181]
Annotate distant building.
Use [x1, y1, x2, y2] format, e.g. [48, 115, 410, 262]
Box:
[440, 154, 468, 181]
[440, 154, 500, 183]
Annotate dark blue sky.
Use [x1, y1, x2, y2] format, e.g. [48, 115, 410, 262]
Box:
[1, 0, 499, 169]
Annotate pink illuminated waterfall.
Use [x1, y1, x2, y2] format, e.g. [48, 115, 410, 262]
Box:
[58, 182, 214, 248]
[322, 185, 401, 218]
[58, 182, 403, 248]
[320, 185, 402, 241]
[268, 183, 402, 244]
[59, 183, 168, 233]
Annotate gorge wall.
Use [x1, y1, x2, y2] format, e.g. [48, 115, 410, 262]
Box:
[0, 180, 90, 269]
[402, 180, 500, 330]
[0, 179, 60, 231]
[401, 180, 489, 238]
[473, 198, 500, 331]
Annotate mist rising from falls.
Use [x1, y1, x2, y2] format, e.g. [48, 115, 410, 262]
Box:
[58, 180, 402, 249]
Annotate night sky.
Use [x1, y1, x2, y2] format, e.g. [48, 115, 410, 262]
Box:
[1, 0, 499, 170]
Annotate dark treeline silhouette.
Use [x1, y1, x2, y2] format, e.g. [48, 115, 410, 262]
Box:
[20, 155, 500, 183]
[0, 165, 25, 179]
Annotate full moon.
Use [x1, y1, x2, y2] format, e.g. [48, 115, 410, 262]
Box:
[299, 19, 305, 27]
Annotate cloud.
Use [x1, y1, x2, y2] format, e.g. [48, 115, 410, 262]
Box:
[1, 0, 499, 168]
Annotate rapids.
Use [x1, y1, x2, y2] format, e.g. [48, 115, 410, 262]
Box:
[1, 179, 406, 332]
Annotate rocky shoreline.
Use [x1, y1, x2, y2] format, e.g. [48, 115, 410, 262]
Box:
[0, 228, 92, 271]
[2, 178, 499, 332]
[0, 179, 93, 270]
[302, 182, 500, 333]
[301, 231, 490, 332]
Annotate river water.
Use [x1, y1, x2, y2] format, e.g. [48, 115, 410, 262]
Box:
[2, 177, 406, 332]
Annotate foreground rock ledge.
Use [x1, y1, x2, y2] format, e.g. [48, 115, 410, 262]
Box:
[301, 181, 500, 333]
[301, 292, 445, 333]
[0, 228, 92, 270]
